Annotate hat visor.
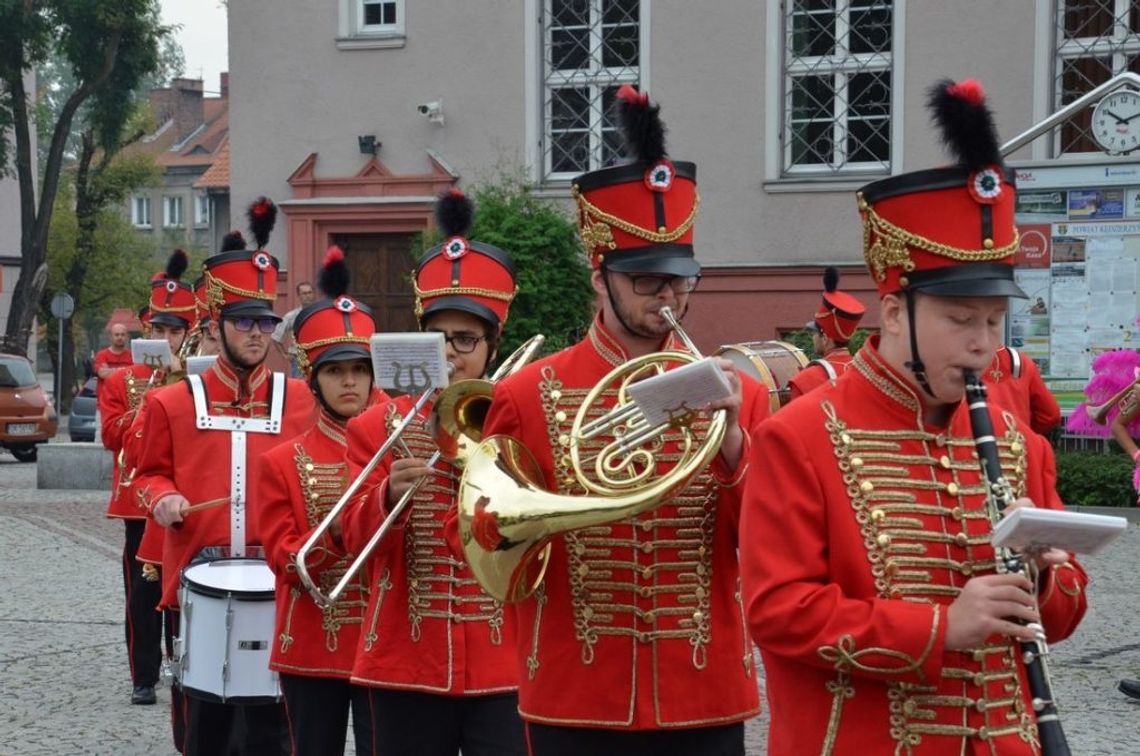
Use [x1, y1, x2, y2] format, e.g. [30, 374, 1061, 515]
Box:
[603, 246, 702, 277]
[311, 344, 372, 372]
[149, 313, 192, 329]
[804, 320, 821, 332]
[220, 301, 283, 322]
[911, 277, 1027, 298]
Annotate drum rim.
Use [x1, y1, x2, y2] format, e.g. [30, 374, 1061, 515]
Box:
[181, 557, 275, 599]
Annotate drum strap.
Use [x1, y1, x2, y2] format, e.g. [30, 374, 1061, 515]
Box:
[1008, 347, 1022, 379]
[808, 358, 839, 383]
[187, 373, 287, 558]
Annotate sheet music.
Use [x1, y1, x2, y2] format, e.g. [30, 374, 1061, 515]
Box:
[186, 355, 217, 375]
[369, 332, 448, 392]
[626, 357, 733, 428]
[991, 507, 1127, 555]
[130, 339, 173, 370]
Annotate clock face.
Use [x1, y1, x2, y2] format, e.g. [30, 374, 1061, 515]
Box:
[1092, 90, 1140, 153]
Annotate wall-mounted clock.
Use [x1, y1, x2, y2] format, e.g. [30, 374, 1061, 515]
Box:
[1091, 89, 1140, 154]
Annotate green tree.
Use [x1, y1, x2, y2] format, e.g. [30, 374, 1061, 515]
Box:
[419, 177, 594, 364]
[0, 0, 168, 355]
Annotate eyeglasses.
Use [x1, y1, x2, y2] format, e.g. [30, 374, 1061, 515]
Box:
[434, 332, 486, 354]
[230, 317, 278, 334]
[624, 273, 701, 296]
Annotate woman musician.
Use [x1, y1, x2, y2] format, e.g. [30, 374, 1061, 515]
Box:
[257, 247, 383, 755]
[340, 189, 526, 756]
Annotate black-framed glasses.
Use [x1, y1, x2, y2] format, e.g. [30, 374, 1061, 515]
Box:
[434, 332, 486, 354]
[231, 317, 277, 334]
[624, 273, 701, 296]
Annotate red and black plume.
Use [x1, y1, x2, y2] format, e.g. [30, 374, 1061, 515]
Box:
[165, 248, 188, 281]
[220, 230, 246, 252]
[246, 197, 277, 250]
[823, 265, 840, 293]
[319, 245, 350, 299]
[435, 188, 474, 238]
[928, 78, 1003, 170]
[616, 84, 667, 164]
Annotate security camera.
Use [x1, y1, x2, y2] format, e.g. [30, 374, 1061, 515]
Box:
[416, 100, 444, 124]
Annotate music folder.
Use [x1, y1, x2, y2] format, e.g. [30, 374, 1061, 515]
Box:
[991, 507, 1128, 555]
[626, 357, 733, 428]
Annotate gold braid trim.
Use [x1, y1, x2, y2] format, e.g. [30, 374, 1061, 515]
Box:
[573, 185, 700, 252]
[858, 193, 1020, 282]
[412, 282, 517, 319]
[205, 270, 274, 312]
[152, 303, 197, 314]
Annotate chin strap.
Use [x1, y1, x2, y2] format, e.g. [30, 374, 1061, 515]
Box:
[902, 291, 937, 399]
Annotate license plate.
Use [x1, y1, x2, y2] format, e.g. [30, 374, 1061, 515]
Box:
[7, 423, 38, 435]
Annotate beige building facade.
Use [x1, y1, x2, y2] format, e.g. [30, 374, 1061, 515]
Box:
[228, 1, 1140, 375]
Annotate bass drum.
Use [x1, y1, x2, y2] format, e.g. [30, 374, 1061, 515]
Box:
[716, 341, 809, 413]
[176, 557, 280, 703]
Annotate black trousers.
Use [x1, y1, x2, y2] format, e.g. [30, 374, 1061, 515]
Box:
[171, 609, 289, 756]
[525, 721, 745, 756]
[121, 519, 162, 686]
[280, 673, 372, 756]
[366, 688, 525, 756]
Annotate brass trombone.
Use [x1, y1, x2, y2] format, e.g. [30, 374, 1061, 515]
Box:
[1088, 378, 1140, 424]
[296, 334, 546, 608]
[457, 306, 727, 603]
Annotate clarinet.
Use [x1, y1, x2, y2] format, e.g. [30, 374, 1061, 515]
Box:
[963, 370, 1070, 756]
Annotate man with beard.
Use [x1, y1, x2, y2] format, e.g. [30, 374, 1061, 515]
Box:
[134, 198, 315, 755]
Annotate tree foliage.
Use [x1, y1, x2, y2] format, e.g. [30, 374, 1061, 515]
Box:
[418, 177, 595, 363]
[0, 0, 168, 354]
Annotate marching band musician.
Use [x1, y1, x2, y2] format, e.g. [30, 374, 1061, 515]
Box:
[99, 249, 195, 706]
[786, 266, 866, 401]
[257, 247, 380, 756]
[478, 87, 766, 755]
[740, 79, 1088, 755]
[341, 189, 526, 756]
[984, 345, 1062, 437]
[133, 198, 315, 755]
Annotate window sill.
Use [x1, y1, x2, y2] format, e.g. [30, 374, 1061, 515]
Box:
[336, 33, 406, 50]
[531, 182, 574, 200]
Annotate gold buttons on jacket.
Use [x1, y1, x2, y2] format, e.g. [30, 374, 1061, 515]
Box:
[850, 457, 864, 469]
[939, 455, 951, 469]
[555, 411, 567, 422]
[877, 534, 891, 547]
[871, 509, 885, 522]
[550, 389, 562, 401]
[860, 481, 874, 493]
[955, 532, 969, 547]
[945, 482, 960, 496]
[1010, 441, 1023, 454]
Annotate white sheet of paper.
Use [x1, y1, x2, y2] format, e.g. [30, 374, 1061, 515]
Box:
[130, 339, 173, 370]
[991, 507, 1127, 555]
[369, 332, 448, 392]
[186, 355, 217, 375]
[626, 357, 732, 428]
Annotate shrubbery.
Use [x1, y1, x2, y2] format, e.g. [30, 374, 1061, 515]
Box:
[1055, 450, 1136, 508]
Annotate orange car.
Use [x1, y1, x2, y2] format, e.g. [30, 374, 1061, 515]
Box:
[0, 353, 58, 462]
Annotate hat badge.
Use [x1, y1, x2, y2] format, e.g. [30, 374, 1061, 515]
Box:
[165, 280, 178, 293]
[443, 236, 469, 260]
[968, 167, 1003, 205]
[335, 296, 356, 313]
[252, 252, 273, 271]
[644, 160, 675, 193]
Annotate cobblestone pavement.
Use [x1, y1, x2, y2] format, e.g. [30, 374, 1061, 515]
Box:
[0, 454, 1136, 754]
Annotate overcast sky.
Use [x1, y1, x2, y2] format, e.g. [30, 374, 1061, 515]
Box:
[160, 0, 228, 95]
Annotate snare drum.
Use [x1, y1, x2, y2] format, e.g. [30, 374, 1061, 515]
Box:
[716, 340, 809, 413]
[176, 557, 280, 702]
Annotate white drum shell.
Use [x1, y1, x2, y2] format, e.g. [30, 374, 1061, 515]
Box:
[177, 558, 280, 702]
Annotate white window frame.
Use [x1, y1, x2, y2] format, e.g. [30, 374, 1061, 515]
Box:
[164, 195, 184, 228]
[131, 196, 152, 228]
[194, 193, 210, 228]
[337, 0, 406, 50]
[526, 0, 651, 186]
[764, 0, 905, 188]
[1051, 0, 1140, 158]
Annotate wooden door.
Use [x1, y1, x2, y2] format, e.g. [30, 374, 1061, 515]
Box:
[332, 233, 419, 334]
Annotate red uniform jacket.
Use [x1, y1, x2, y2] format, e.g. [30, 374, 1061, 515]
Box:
[787, 346, 855, 402]
[985, 347, 1061, 437]
[479, 315, 768, 729]
[259, 410, 369, 679]
[133, 359, 315, 608]
[342, 394, 518, 695]
[100, 364, 160, 519]
[741, 339, 1087, 755]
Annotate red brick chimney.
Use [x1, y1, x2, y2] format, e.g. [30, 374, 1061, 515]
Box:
[219, 72, 229, 99]
[149, 78, 204, 144]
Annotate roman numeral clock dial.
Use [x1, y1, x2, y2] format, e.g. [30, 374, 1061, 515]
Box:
[1092, 89, 1140, 154]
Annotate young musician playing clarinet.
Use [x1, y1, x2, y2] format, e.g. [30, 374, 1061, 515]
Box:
[340, 189, 527, 756]
[258, 247, 382, 755]
[740, 80, 1088, 755]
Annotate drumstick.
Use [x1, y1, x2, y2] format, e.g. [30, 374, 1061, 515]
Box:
[170, 496, 231, 530]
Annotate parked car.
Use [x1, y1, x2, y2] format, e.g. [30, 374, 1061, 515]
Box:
[0, 353, 59, 462]
[68, 376, 98, 442]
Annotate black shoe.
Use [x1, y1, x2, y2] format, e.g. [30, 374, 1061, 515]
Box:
[1118, 679, 1140, 700]
[131, 684, 157, 705]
